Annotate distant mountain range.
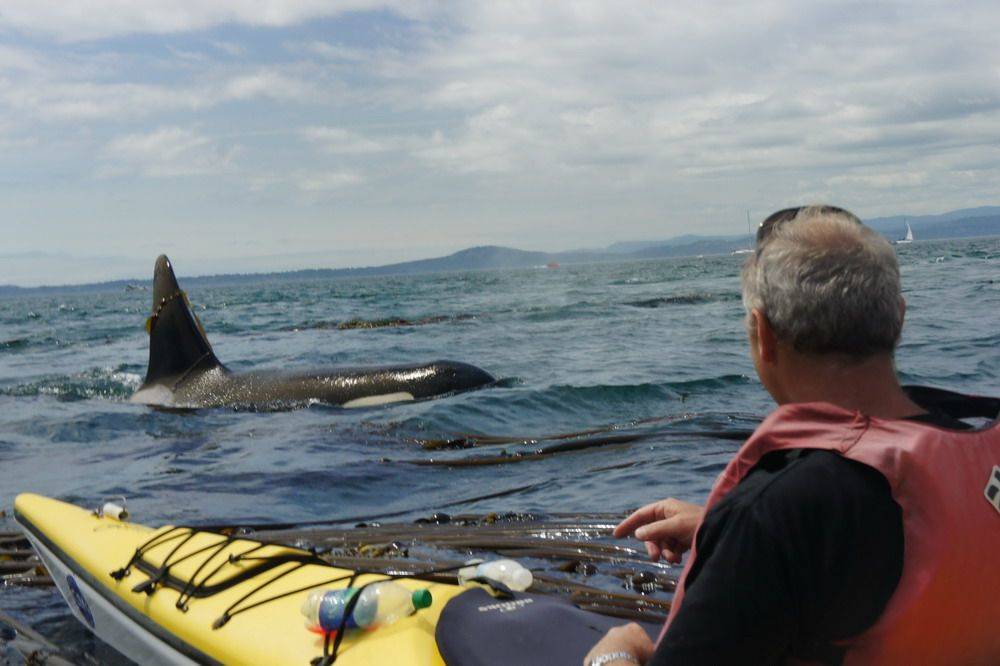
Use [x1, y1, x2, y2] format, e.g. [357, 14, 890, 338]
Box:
[3, 207, 999, 296]
[865, 206, 1000, 241]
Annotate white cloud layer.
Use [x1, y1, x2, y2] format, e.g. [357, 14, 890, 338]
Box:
[103, 127, 238, 177]
[0, 1, 432, 41]
[297, 169, 366, 191]
[1, 1, 999, 283]
[302, 126, 391, 155]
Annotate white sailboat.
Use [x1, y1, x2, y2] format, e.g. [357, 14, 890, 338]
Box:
[895, 222, 914, 245]
[731, 209, 754, 255]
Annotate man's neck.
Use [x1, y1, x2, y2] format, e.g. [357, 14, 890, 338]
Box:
[773, 352, 924, 419]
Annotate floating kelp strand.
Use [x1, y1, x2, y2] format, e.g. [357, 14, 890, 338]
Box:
[255, 519, 624, 545]
[0, 561, 44, 575]
[0, 533, 49, 589]
[570, 592, 671, 623]
[272, 525, 620, 544]
[0, 608, 76, 665]
[1, 574, 54, 588]
[0, 338, 30, 351]
[402, 427, 754, 467]
[281, 313, 478, 332]
[211, 480, 556, 532]
[415, 413, 700, 450]
[623, 292, 742, 308]
[609, 569, 677, 593]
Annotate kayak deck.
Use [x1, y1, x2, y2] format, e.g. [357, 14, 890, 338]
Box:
[14, 493, 465, 665]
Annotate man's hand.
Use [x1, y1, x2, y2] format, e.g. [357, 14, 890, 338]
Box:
[583, 623, 655, 666]
[615, 498, 704, 564]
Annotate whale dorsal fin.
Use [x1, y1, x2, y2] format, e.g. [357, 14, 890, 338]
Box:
[141, 255, 225, 387]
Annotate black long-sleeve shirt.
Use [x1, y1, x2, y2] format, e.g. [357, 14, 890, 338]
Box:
[652, 411, 970, 665]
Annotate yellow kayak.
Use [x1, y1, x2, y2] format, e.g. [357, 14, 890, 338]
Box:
[14, 493, 468, 665]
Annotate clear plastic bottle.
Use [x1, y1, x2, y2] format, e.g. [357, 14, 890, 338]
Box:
[457, 559, 533, 591]
[300, 583, 432, 632]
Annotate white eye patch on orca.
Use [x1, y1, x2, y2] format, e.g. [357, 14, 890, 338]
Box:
[342, 392, 415, 408]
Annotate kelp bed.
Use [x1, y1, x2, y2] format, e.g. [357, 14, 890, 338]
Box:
[2, 510, 675, 659]
[382, 416, 754, 467]
[249, 510, 676, 623]
[0, 530, 48, 588]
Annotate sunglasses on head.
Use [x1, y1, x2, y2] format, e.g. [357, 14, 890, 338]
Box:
[756, 205, 857, 247]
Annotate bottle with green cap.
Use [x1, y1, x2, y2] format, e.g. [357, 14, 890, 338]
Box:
[301, 583, 432, 633]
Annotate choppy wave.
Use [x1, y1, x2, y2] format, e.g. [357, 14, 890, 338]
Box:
[540, 376, 752, 400]
[609, 277, 680, 286]
[536, 376, 756, 410]
[374, 374, 759, 442]
[0, 366, 142, 401]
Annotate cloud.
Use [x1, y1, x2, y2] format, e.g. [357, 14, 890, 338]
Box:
[415, 104, 533, 173]
[827, 171, 930, 190]
[297, 41, 370, 62]
[0, 44, 46, 73]
[2, 80, 206, 121]
[0, 51, 333, 122]
[391, 2, 1000, 193]
[0, 1, 434, 41]
[296, 170, 366, 191]
[223, 70, 316, 102]
[4, 0, 1000, 286]
[103, 126, 238, 177]
[211, 41, 245, 57]
[301, 126, 390, 154]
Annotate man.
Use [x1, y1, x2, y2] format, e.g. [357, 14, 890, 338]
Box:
[584, 205, 1000, 665]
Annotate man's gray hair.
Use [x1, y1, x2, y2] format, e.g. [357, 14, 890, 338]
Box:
[741, 205, 903, 358]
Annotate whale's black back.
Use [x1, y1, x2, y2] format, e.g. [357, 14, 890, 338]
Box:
[143, 255, 225, 387]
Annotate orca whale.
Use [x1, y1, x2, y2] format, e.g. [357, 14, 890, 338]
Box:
[129, 255, 495, 409]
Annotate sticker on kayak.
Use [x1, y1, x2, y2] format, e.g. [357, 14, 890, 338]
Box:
[66, 575, 96, 628]
[986, 466, 1000, 515]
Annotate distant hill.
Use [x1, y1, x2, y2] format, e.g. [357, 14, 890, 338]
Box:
[865, 207, 1000, 241]
[351, 246, 553, 274]
[605, 234, 747, 254]
[2, 207, 998, 296]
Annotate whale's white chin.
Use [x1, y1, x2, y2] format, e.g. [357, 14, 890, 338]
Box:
[129, 385, 175, 406]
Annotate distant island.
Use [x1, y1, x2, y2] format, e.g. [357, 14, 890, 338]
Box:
[3, 206, 999, 296]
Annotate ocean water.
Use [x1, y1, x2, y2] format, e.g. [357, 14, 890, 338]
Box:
[1, 238, 998, 661]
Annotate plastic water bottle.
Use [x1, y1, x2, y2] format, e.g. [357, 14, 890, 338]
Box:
[457, 559, 533, 591]
[300, 583, 432, 633]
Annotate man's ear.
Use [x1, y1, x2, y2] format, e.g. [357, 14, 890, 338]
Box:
[752, 308, 779, 363]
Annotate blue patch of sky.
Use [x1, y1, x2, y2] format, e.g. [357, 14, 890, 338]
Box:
[292, 10, 431, 49]
[0, 9, 432, 84]
[158, 9, 433, 67]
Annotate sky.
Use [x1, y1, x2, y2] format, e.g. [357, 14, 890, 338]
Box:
[1, 1, 999, 285]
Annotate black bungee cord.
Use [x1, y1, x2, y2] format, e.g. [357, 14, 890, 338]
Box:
[109, 524, 517, 665]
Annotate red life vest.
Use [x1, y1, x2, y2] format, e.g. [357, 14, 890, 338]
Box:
[662, 401, 1000, 664]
